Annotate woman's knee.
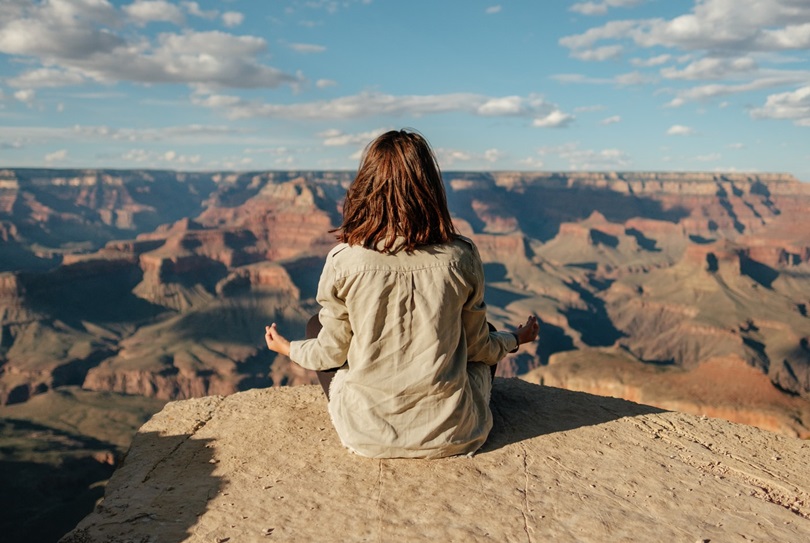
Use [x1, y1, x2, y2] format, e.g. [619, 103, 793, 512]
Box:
[306, 314, 322, 339]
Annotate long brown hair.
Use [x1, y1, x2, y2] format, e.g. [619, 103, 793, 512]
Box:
[335, 129, 458, 253]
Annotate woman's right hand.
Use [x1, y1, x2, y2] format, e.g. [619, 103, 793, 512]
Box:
[515, 315, 540, 345]
[265, 323, 291, 357]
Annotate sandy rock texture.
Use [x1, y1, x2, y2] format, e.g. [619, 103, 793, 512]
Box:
[62, 379, 810, 542]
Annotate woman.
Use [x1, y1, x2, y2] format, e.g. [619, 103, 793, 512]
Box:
[265, 129, 539, 458]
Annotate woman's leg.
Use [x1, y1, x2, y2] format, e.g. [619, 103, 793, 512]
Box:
[487, 322, 498, 380]
[307, 314, 338, 400]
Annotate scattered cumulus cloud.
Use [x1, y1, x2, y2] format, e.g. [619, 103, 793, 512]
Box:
[436, 148, 472, 167]
[600, 115, 621, 125]
[750, 85, 810, 125]
[727, 142, 746, 149]
[535, 142, 631, 169]
[433, 147, 506, 167]
[316, 79, 337, 88]
[570, 0, 645, 16]
[615, 71, 657, 85]
[14, 88, 36, 106]
[317, 128, 388, 146]
[574, 104, 605, 112]
[182, 2, 218, 20]
[660, 57, 758, 80]
[563, 0, 810, 53]
[485, 5, 502, 15]
[518, 157, 545, 169]
[630, 54, 672, 67]
[122, 148, 201, 165]
[551, 71, 655, 86]
[192, 90, 573, 126]
[532, 110, 575, 128]
[0, 1, 301, 90]
[572, 45, 623, 61]
[222, 11, 244, 28]
[8, 68, 85, 88]
[695, 152, 721, 162]
[287, 42, 327, 54]
[667, 124, 695, 136]
[123, 1, 185, 26]
[663, 75, 808, 108]
[483, 148, 504, 162]
[45, 149, 68, 163]
[559, 0, 810, 110]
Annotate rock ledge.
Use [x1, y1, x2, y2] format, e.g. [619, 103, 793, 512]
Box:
[63, 379, 810, 542]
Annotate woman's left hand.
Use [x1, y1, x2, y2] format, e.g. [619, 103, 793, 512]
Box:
[265, 323, 291, 357]
[515, 315, 540, 345]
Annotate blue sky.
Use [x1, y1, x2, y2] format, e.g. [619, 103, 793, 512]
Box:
[1, 0, 809, 179]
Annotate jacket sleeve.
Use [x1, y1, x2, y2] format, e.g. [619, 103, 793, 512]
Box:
[289, 249, 352, 371]
[462, 242, 518, 365]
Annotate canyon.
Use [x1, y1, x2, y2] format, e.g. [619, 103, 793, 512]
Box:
[1, 167, 810, 538]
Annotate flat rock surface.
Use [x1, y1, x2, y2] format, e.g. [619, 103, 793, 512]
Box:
[63, 379, 810, 542]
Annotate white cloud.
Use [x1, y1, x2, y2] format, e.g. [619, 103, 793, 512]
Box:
[485, 5, 502, 15]
[317, 128, 388, 147]
[436, 148, 472, 166]
[244, 146, 289, 156]
[13, 88, 36, 106]
[535, 142, 631, 169]
[192, 90, 571, 124]
[666, 124, 694, 136]
[0, 2, 300, 89]
[664, 74, 809, 106]
[564, 0, 810, 54]
[750, 85, 810, 125]
[222, 11, 244, 28]
[661, 57, 758, 80]
[551, 71, 655, 86]
[559, 20, 637, 50]
[727, 142, 746, 149]
[570, 0, 644, 16]
[574, 104, 605, 112]
[600, 115, 621, 125]
[532, 110, 575, 128]
[695, 152, 721, 162]
[614, 71, 656, 85]
[122, 148, 200, 165]
[4, 123, 257, 148]
[518, 157, 545, 169]
[123, 1, 184, 26]
[483, 148, 504, 162]
[8, 68, 86, 88]
[572, 45, 623, 61]
[630, 54, 672, 67]
[182, 2, 218, 20]
[287, 42, 327, 54]
[316, 79, 337, 88]
[45, 149, 68, 163]
[476, 96, 525, 115]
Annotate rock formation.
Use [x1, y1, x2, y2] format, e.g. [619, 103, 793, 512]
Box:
[2, 168, 810, 429]
[62, 379, 810, 542]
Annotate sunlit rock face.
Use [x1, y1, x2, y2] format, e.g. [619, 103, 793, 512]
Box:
[61, 380, 810, 543]
[1, 169, 810, 438]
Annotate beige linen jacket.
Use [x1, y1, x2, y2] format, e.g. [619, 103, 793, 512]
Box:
[289, 236, 518, 458]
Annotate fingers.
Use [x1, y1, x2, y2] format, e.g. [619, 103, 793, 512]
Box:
[265, 323, 278, 344]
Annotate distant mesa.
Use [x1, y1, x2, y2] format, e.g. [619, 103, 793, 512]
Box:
[1, 169, 809, 439]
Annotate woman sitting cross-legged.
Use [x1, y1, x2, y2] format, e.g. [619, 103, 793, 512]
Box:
[264, 129, 539, 459]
